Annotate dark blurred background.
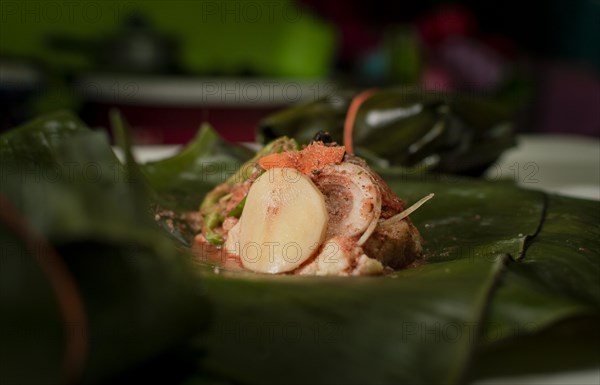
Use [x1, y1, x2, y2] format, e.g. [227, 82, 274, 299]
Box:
[1, 0, 599, 143]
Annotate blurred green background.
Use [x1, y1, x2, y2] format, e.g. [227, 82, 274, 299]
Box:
[1, 0, 598, 141]
[0, 0, 334, 76]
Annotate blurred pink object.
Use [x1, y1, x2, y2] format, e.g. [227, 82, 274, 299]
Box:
[421, 65, 454, 92]
[536, 64, 600, 136]
[439, 36, 507, 93]
[417, 4, 477, 47]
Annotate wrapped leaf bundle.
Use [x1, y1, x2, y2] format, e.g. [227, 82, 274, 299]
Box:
[260, 88, 516, 175]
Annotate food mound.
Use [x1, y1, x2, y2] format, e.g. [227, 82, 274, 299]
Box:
[195, 136, 427, 276]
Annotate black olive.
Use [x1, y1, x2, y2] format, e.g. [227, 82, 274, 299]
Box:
[311, 130, 334, 144]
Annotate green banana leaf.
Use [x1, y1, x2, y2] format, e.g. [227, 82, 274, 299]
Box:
[1, 112, 598, 385]
[259, 88, 515, 176]
[0, 112, 208, 384]
[141, 122, 253, 212]
[468, 195, 600, 380]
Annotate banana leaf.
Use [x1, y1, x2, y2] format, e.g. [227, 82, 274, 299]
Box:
[259, 88, 516, 176]
[1, 112, 598, 385]
[139, 118, 599, 383]
[141, 122, 253, 212]
[0, 112, 208, 384]
[468, 195, 600, 380]
[109, 110, 254, 247]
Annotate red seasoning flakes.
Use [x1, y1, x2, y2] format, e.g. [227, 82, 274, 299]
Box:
[258, 142, 345, 175]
